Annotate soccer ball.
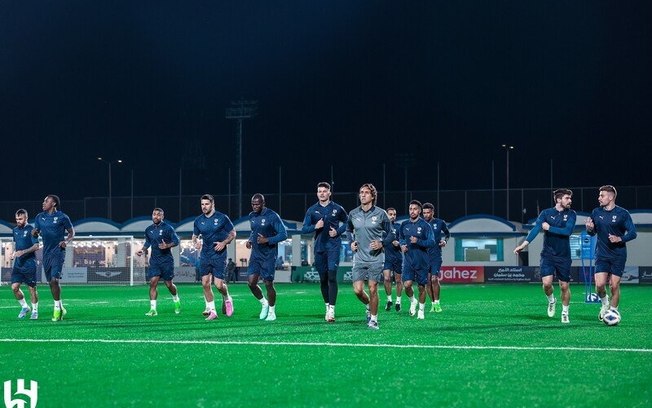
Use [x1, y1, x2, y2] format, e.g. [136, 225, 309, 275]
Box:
[603, 309, 621, 326]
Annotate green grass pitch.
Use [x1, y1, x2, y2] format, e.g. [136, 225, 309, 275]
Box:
[2, 283, 651, 407]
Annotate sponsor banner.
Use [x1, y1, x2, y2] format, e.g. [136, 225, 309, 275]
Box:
[88, 267, 130, 282]
[639, 267, 652, 284]
[439, 266, 484, 283]
[484, 266, 538, 283]
[62, 267, 88, 283]
[620, 266, 639, 284]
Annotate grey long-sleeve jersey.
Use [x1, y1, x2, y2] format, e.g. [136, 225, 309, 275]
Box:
[346, 205, 393, 263]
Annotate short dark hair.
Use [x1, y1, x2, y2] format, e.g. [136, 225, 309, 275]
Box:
[359, 183, 377, 204]
[422, 202, 435, 211]
[409, 200, 423, 210]
[317, 182, 331, 190]
[153, 207, 164, 214]
[386, 207, 396, 213]
[599, 185, 617, 197]
[201, 194, 215, 203]
[47, 194, 60, 208]
[15, 209, 28, 218]
[553, 188, 573, 201]
[251, 193, 265, 203]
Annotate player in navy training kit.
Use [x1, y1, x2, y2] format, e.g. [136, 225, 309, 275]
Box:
[137, 208, 181, 316]
[301, 182, 348, 322]
[399, 200, 435, 320]
[514, 189, 577, 323]
[33, 195, 74, 322]
[246, 194, 288, 322]
[422, 202, 450, 313]
[585, 185, 637, 322]
[382, 207, 403, 312]
[192, 194, 236, 321]
[11, 209, 40, 319]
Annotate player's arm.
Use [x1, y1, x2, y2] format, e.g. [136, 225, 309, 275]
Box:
[215, 229, 236, 252]
[442, 222, 450, 242]
[192, 221, 202, 249]
[417, 222, 436, 249]
[167, 228, 180, 248]
[335, 207, 348, 236]
[585, 211, 597, 236]
[346, 215, 358, 251]
[60, 224, 75, 249]
[266, 215, 288, 245]
[300, 209, 316, 234]
[138, 229, 151, 256]
[15, 243, 40, 258]
[379, 213, 395, 247]
[547, 212, 577, 236]
[515, 212, 545, 253]
[620, 212, 638, 243]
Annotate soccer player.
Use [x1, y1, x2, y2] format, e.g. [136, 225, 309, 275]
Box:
[585, 185, 637, 322]
[422, 202, 450, 313]
[192, 194, 236, 321]
[382, 207, 403, 312]
[246, 194, 288, 322]
[346, 183, 393, 329]
[136, 208, 181, 316]
[11, 209, 40, 319]
[32, 195, 74, 322]
[514, 189, 577, 323]
[301, 182, 348, 322]
[399, 200, 435, 320]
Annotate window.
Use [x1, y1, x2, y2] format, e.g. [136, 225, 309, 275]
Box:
[455, 237, 504, 262]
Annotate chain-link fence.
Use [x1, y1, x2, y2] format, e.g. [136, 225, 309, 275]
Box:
[2, 186, 651, 224]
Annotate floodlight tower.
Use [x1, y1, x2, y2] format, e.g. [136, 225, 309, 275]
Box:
[226, 100, 258, 218]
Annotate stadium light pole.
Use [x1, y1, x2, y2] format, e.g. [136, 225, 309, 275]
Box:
[97, 157, 122, 220]
[225, 100, 258, 218]
[501, 145, 514, 220]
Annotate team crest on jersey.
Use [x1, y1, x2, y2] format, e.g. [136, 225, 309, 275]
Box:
[24, 231, 28, 237]
[261, 218, 266, 225]
[53, 217, 58, 224]
[371, 216, 377, 224]
[612, 215, 617, 222]
[159, 230, 163, 236]
[417, 227, 422, 234]
[563, 215, 568, 221]
[332, 209, 338, 216]
[214, 219, 219, 226]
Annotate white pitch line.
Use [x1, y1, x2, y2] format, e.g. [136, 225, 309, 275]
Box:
[1, 338, 650, 353]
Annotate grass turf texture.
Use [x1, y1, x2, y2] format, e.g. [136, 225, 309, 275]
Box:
[2, 283, 651, 407]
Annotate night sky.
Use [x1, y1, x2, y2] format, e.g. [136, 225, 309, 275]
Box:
[2, 1, 652, 205]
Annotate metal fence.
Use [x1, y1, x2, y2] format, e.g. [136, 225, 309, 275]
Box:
[2, 186, 651, 224]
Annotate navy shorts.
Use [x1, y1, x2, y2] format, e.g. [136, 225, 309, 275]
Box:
[200, 256, 226, 280]
[595, 257, 627, 277]
[402, 264, 428, 285]
[429, 260, 443, 277]
[540, 257, 572, 282]
[147, 262, 175, 281]
[11, 264, 37, 287]
[43, 251, 65, 281]
[383, 257, 403, 274]
[314, 249, 340, 274]
[248, 256, 276, 282]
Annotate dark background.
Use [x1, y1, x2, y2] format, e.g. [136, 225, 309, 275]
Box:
[2, 1, 651, 221]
